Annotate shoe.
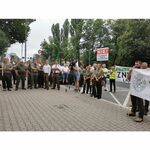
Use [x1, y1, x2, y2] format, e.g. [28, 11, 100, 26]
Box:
[104, 89, 107, 91]
[127, 112, 136, 116]
[3, 89, 6, 91]
[51, 88, 55, 89]
[22, 88, 26, 90]
[8, 89, 11, 91]
[81, 92, 85, 94]
[15, 88, 18, 91]
[135, 117, 143, 122]
[144, 111, 148, 115]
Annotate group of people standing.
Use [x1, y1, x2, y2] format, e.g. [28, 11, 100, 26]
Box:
[78, 63, 116, 99]
[0, 58, 116, 100]
[0, 58, 62, 91]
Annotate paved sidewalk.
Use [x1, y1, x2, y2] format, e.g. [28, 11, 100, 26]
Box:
[0, 85, 150, 131]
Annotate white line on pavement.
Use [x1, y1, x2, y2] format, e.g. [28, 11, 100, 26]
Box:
[109, 92, 122, 106]
[105, 87, 122, 106]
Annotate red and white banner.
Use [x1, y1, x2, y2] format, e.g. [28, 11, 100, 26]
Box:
[96, 47, 109, 61]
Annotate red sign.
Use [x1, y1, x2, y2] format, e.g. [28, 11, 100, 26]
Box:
[96, 47, 109, 61]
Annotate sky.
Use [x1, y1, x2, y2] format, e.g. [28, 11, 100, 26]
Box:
[7, 19, 65, 59]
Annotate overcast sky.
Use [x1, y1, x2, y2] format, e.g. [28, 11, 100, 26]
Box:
[7, 19, 65, 58]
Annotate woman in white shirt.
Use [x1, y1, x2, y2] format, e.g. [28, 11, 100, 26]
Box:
[62, 64, 70, 84]
[43, 60, 51, 90]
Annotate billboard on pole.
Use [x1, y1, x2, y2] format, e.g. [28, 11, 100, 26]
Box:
[96, 47, 109, 61]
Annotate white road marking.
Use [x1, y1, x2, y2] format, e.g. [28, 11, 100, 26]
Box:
[105, 87, 122, 106]
[109, 92, 122, 106]
[116, 89, 129, 92]
[123, 92, 131, 107]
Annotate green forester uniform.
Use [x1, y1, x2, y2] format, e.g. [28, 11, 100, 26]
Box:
[15, 62, 27, 90]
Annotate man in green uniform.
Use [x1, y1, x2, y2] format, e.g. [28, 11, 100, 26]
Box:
[1, 58, 12, 91]
[31, 60, 39, 89]
[15, 60, 27, 90]
[81, 66, 92, 94]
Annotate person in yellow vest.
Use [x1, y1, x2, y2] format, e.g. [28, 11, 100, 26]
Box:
[109, 65, 116, 93]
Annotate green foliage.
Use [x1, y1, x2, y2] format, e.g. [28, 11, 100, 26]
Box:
[70, 19, 84, 62]
[0, 19, 34, 44]
[0, 29, 10, 55]
[41, 19, 150, 67]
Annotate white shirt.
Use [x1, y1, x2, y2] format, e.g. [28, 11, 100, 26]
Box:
[62, 66, 70, 73]
[52, 64, 62, 73]
[43, 64, 51, 76]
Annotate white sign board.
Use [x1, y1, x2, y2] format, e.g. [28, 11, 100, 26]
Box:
[96, 47, 109, 61]
[130, 69, 150, 101]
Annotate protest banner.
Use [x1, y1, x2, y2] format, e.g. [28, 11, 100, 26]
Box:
[130, 69, 150, 101]
[115, 66, 130, 83]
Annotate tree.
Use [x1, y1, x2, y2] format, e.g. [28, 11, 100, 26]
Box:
[81, 19, 111, 65]
[70, 19, 84, 63]
[0, 19, 34, 44]
[61, 19, 70, 62]
[51, 23, 61, 62]
[0, 29, 10, 55]
[109, 19, 150, 66]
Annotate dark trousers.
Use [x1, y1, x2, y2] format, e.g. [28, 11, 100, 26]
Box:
[12, 70, 16, 84]
[16, 74, 25, 89]
[131, 95, 144, 118]
[31, 72, 38, 88]
[38, 71, 44, 88]
[83, 78, 90, 93]
[68, 72, 75, 85]
[137, 97, 144, 119]
[131, 95, 137, 114]
[96, 79, 102, 99]
[52, 73, 60, 89]
[79, 74, 84, 87]
[92, 79, 97, 97]
[28, 74, 32, 88]
[2, 73, 12, 90]
[49, 73, 53, 87]
[44, 73, 49, 89]
[144, 100, 149, 113]
[110, 79, 116, 92]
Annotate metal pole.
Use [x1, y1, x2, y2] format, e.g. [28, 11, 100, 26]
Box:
[25, 39, 27, 61]
[89, 49, 91, 65]
[25, 20, 27, 62]
[21, 43, 23, 58]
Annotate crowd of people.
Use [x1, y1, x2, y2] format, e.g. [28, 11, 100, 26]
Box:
[0, 57, 150, 123]
[0, 58, 117, 99]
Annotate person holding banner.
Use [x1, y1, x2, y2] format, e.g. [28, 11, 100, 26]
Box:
[127, 60, 144, 122]
[127, 60, 141, 116]
[141, 62, 149, 116]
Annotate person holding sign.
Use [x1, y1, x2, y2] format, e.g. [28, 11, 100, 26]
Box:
[127, 60, 144, 122]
